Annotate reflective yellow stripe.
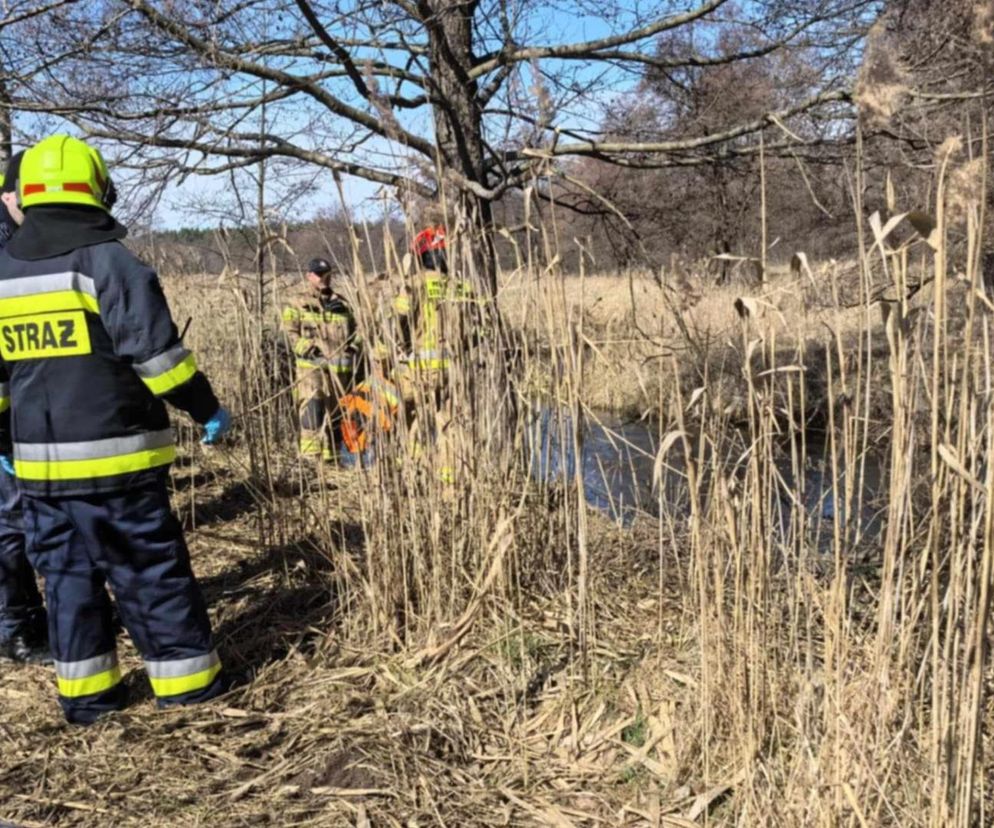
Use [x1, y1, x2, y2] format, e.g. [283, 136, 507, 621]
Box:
[147, 662, 222, 698]
[57, 665, 122, 698]
[294, 338, 315, 357]
[0, 397, 9, 414]
[285, 303, 349, 324]
[140, 352, 198, 395]
[16, 445, 176, 481]
[295, 358, 352, 374]
[414, 358, 449, 370]
[0, 290, 99, 318]
[299, 435, 322, 455]
[299, 311, 348, 323]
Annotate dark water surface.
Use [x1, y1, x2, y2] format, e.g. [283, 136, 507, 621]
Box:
[528, 408, 886, 536]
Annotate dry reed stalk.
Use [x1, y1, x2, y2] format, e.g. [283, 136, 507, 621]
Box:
[2, 156, 993, 826]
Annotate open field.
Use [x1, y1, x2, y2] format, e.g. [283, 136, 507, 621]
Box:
[2, 223, 993, 826]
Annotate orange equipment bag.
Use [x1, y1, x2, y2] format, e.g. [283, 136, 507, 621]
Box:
[339, 379, 399, 453]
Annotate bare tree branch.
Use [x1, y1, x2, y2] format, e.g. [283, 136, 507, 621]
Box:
[470, 0, 732, 77]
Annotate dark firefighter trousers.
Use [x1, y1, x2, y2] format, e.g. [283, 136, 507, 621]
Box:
[0, 471, 44, 641]
[22, 473, 224, 724]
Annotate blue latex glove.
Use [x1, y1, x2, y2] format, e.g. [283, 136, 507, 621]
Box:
[0, 455, 13, 476]
[201, 407, 232, 445]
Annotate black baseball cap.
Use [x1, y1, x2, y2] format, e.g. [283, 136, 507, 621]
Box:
[307, 257, 331, 275]
[1, 151, 23, 194]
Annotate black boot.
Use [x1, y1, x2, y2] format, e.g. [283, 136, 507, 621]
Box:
[0, 622, 51, 665]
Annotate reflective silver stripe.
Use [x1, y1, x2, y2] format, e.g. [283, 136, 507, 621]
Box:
[297, 357, 352, 369]
[53, 651, 117, 679]
[144, 650, 220, 679]
[133, 344, 192, 378]
[0, 271, 97, 299]
[14, 429, 174, 462]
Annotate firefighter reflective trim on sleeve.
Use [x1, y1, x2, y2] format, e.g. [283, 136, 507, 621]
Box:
[327, 357, 353, 374]
[295, 356, 352, 374]
[0, 381, 8, 414]
[132, 345, 198, 395]
[413, 349, 450, 370]
[294, 338, 315, 357]
[54, 651, 122, 698]
[296, 311, 349, 324]
[132, 344, 191, 377]
[13, 429, 176, 481]
[282, 306, 300, 322]
[145, 650, 221, 698]
[0, 272, 99, 318]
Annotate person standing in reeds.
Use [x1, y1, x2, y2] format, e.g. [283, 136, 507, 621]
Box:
[281, 257, 361, 462]
[395, 217, 479, 485]
[0, 151, 49, 666]
[0, 135, 232, 724]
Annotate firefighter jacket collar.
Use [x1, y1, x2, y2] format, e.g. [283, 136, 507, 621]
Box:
[7, 205, 126, 261]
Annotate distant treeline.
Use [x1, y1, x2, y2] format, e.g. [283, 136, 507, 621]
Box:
[130, 185, 856, 282]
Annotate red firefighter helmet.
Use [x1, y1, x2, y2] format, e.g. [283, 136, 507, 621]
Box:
[412, 225, 447, 272]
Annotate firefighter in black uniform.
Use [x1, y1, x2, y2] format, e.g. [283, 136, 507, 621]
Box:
[0, 151, 48, 665]
[0, 135, 232, 724]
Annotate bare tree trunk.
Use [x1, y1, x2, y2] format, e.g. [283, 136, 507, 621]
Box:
[423, 0, 497, 295]
[0, 75, 12, 163]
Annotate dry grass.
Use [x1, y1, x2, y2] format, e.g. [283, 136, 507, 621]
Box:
[500, 258, 887, 422]
[2, 181, 993, 826]
[1, 454, 668, 826]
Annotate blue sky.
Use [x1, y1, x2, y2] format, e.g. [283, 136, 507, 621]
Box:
[145, 6, 631, 230]
[6, 2, 811, 231]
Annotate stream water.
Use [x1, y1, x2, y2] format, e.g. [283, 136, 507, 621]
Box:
[527, 407, 886, 537]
